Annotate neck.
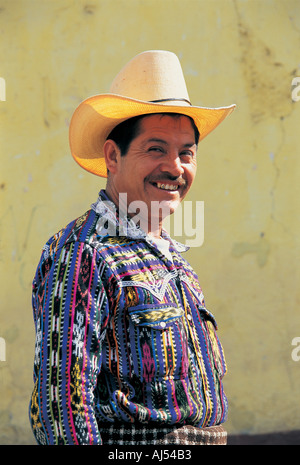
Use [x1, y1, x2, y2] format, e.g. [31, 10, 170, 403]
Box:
[104, 186, 163, 238]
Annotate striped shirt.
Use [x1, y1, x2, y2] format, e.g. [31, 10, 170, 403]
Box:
[29, 190, 228, 445]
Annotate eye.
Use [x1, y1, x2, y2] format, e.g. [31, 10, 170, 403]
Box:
[180, 150, 195, 160]
[148, 146, 164, 153]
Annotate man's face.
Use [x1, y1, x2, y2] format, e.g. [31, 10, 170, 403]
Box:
[106, 114, 198, 230]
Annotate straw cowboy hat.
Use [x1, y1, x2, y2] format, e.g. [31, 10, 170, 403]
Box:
[69, 50, 236, 178]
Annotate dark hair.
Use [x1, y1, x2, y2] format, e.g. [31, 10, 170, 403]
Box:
[106, 113, 200, 156]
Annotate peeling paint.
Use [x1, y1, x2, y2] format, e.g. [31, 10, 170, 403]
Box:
[232, 234, 271, 267]
[233, 0, 297, 123]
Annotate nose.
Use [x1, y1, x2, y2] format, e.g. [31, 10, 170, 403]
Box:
[159, 152, 184, 178]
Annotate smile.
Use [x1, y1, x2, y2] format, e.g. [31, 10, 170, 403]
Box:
[152, 182, 179, 191]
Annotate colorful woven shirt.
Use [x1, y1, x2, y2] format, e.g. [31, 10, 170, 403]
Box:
[29, 190, 228, 445]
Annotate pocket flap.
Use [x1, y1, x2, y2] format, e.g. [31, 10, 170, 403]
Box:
[128, 303, 184, 329]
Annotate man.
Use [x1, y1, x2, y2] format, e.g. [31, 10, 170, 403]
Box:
[29, 50, 235, 445]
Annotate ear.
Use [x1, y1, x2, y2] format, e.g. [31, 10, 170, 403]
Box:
[103, 139, 121, 174]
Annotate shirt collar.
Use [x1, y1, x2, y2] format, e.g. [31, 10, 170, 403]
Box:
[91, 190, 189, 253]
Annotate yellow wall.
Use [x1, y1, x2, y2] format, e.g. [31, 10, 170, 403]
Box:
[1, 0, 300, 444]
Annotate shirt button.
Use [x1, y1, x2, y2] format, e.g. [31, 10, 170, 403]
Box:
[187, 314, 193, 321]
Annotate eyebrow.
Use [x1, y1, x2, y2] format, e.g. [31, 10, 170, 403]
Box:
[146, 138, 196, 147]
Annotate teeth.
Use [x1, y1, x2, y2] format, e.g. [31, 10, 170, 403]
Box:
[156, 182, 178, 191]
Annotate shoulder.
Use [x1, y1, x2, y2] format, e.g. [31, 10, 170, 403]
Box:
[35, 209, 138, 277]
[33, 209, 113, 292]
[42, 209, 99, 260]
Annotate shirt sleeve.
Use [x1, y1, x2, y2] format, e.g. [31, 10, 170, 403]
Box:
[29, 241, 110, 445]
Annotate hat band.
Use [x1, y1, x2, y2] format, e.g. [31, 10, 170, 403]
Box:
[150, 98, 192, 105]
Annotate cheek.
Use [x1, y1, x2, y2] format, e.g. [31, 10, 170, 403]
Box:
[184, 163, 197, 184]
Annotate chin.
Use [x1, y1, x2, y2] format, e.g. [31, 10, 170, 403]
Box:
[156, 199, 180, 218]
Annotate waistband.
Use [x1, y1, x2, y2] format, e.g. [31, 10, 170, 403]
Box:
[98, 422, 227, 445]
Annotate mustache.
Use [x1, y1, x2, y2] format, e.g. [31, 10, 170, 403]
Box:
[147, 174, 186, 187]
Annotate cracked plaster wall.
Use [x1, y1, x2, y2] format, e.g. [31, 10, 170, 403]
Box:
[0, 0, 300, 444]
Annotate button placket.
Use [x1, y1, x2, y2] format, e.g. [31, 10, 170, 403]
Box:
[175, 274, 212, 423]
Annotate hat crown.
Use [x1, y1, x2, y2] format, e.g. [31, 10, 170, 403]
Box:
[109, 50, 190, 106]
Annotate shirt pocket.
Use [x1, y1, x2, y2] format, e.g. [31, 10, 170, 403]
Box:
[198, 305, 227, 379]
[127, 303, 189, 382]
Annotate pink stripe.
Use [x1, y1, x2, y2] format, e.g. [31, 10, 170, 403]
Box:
[66, 242, 84, 444]
[182, 378, 194, 415]
[81, 248, 96, 444]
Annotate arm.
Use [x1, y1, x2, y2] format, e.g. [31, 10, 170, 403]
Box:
[29, 242, 109, 444]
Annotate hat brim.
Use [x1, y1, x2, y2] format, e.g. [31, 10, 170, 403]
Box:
[69, 94, 236, 178]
